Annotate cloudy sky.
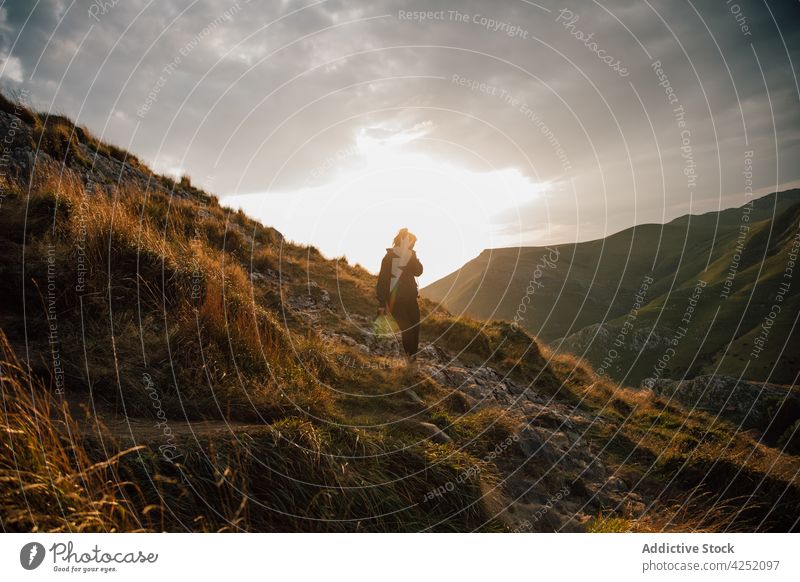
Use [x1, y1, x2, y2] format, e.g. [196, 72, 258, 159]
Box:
[2, 0, 799, 283]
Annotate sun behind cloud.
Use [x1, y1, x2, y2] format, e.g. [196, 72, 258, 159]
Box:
[223, 123, 549, 284]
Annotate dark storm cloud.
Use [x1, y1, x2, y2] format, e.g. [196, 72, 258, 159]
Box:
[1, 0, 798, 244]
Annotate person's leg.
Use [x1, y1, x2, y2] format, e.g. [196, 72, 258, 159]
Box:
[389, 301, 410, 356]
[405, 300, 420, 358]
[390, 300, 420, 358]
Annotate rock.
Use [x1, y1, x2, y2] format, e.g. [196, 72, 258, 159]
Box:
[588, 461, 607, 482]
[505, 378, 528, 396]
[744, 428, 763, 441]
[415, 422, 452, 444]
[514, 502, 568, 531]
[558, 323, 674, 355]
[406, 390, 424, 404]
[642, 375, 800, 435]
[558, 513, 587, 532]
[517, 427, 556, 462]
[442, 366, 474, 387]
[460, 382, 490, 402]
[548, 431, 571, 450]
[365, 332, 403, 358]
[605, 475, 628, 493]
[416, 343, 449, 362]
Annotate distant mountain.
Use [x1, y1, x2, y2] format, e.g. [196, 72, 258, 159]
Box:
[422, 191, 800, 384]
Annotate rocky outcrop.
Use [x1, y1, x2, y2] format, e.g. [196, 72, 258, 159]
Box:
[556, 322, 674, 355]
[415, 348, 643, 530]
[313, 317, 646, 531]
[642, 374, 800, 449]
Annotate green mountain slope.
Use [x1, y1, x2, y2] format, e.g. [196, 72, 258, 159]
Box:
[422, 191, 800, 385]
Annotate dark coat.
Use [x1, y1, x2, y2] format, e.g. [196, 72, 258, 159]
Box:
[376, 248, 423, 306]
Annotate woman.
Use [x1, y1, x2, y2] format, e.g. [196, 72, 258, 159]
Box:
[376, 228, 424, 361]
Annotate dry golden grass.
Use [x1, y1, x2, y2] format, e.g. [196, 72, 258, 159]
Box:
[0, 330, 147, 532]
[590, 488, 749, 533]
[0, 159, 512, 531]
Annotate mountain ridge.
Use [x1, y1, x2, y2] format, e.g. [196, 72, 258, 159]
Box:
[462, 188, 800, 259]
[422, 191, 800, 385]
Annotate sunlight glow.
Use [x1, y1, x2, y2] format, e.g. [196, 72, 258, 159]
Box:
[223, 125, 548, 285]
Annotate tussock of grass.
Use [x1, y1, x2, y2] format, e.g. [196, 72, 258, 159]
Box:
[588, 489, 749, 533]
[124, 419, 504, 532]
[8, 164, 329, 420]
[0, 330, 145, 532]
[1, 327, 505, 531]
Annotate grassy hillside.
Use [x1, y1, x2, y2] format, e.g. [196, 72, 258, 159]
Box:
[1, 93, 799, 532]
[422, 191, 800, 385]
